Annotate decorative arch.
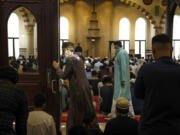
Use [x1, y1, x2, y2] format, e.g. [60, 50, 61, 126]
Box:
[7, 7, 37, 33]
[119, 0, 156, 26]
[60, 0, 159, 25]
[60, 0, 167, 34]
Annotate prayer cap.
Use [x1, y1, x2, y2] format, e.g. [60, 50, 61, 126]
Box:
[116, 97, 129, 109]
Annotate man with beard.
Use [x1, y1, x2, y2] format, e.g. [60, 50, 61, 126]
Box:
[52, 42, 95, 133]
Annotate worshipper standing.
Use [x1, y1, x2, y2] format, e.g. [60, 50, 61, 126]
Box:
[0, 66, 28, 135]
[134, 34, 180, 135]
[109, 41, 134, 118]
[89, 70, 99, 96]
[100, 76, 114, 114]
[86, 64, 92, 79]
[104, 97, 138, 135]
[130, 72, 144, 115]
[94, 58, 103, 72]
[27, 94, 56, 135]
[75, 43, 83, 56]
[52, 42, 95, 133]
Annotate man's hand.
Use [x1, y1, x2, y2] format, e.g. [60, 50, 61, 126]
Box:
[121, 81, 125, 87]
[52, 61, 59, 70]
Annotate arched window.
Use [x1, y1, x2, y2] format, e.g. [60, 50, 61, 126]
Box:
[119, 18, 130, 53]
[173, 15, 180, 60]
[60, 17, 69, 55]
[135, 18, 146, 58]
[8, 13, 19, 58]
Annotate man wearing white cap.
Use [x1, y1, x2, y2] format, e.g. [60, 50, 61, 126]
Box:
[104, 97, 138, 135]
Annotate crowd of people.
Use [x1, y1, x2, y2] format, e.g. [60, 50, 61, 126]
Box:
[1, 34, 180, 135]
[60, 53, 152, 115]
[9, 55, 38, 73]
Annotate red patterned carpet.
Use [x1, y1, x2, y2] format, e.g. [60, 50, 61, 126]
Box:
[61, 96, 140, 123]
[61, 112, 109, 123]
[61, 112, 140, 123]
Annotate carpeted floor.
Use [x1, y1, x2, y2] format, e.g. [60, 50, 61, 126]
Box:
[61, 112, 109, 123]
[60, 96, 140, 135]
[61, 112, 140, 123]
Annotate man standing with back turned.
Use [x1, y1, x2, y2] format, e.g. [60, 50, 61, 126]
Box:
[135, 34, 180, 135]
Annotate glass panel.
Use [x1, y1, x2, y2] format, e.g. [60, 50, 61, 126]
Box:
[141, 41, 146, 58]
[60, 40, 63, 55]
[119, 18, 130, 40]
[135, 41, 139, 54]
[60, 17, 69, 56]
[173, 7, 180, 60]
[135, 18, 146, 40]
[15, 39, 19, 59]
[125, 41, 129, 54]
[8, 39, 13, 57]
[60, 17, 69, 40]
[173, 41, 180, 60]
[173, 16, 180, 39]
[7, 7, 38, 72]
[121, 41, 125, 49]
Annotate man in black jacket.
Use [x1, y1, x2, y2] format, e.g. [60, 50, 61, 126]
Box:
[134, 34, 180, 135]
[0, 66, 28, 135]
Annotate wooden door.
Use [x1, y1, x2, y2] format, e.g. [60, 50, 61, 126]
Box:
[0, 0, 60, 134]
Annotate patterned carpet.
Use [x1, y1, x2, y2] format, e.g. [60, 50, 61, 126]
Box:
[61, 96, 140, 123]
[61, 112, 109, 123]
[61, 112, 140, 123]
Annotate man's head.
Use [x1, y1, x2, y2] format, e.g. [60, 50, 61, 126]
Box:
[102, 76, 112, 85]
[116, 97, 129, 116]
[114, 41, 122, 50]
[34, 94, 46, 110]
[91, 70, 97, 77]
[152, 34, 173, 59]
[0, 66, 19, 84]
[62, 42, 74, 56]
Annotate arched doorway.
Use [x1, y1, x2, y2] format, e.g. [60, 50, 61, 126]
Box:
[0, 1, 60, 134]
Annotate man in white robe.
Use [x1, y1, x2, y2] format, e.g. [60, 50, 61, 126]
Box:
[27, 94, 56, 135]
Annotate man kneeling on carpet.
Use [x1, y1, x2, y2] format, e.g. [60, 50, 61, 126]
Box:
[104, 97, 138, 135]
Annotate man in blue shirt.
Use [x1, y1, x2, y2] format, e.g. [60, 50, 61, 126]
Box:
[134, 34, 180, 135]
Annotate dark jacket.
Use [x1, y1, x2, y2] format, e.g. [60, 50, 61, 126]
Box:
[104, 116, 138, 135]
[100, 85, 113, 113]
[134, 57, 180, 135]
[0, 79, 28, 135]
